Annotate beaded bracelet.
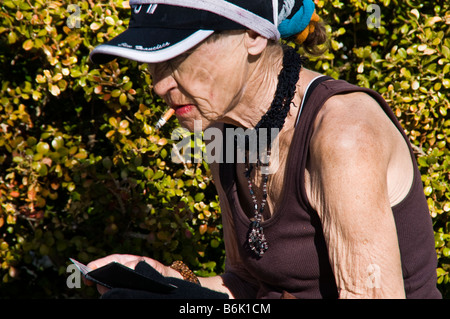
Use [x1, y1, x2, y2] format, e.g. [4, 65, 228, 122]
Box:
[170, 261, 200, 285]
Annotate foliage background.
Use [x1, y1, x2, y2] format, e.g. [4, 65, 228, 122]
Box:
[0, 0, 448, 298]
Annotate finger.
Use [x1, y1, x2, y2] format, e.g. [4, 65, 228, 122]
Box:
[83, 277, 95, 286]
[87, 254, 140, 269]
[123, 259, 142, 270]
[135, 257, 179, 278]
[97, 284, 109, 295]
[134, 257, 165, 273]
[123, 256, 170, 277]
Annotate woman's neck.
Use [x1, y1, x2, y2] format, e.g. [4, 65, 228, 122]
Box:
[220, 45, 323, 133]
[221, 45, 285, 129]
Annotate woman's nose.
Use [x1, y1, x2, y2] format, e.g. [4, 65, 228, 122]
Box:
[150, 63, 178, 97]
[153, 73, 178, 97]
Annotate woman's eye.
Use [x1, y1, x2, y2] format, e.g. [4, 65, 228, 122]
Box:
[168, 54, 189, 70]
[173, 52, 190, 63]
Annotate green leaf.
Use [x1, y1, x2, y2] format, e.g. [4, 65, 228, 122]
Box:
[36, 142, 50, 155]
[22, 39, 33, 51]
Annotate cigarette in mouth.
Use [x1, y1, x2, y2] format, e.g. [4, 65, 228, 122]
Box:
[154, 108, 175, 130]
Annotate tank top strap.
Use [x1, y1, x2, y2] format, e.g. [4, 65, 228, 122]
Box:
[295, 75, 334, 127]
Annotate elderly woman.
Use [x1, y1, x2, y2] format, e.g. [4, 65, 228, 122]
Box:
[88, 0, 441, 299]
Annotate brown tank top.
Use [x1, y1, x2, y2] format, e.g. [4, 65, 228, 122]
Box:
[219, 78, 441, 299]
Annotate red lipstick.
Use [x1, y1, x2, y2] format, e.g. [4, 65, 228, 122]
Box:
[174, 104, 195, 116]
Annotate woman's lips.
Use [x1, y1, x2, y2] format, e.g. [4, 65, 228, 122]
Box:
[173, 104, 195, 116]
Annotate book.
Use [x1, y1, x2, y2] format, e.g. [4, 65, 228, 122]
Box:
[69, 258, 177, 293]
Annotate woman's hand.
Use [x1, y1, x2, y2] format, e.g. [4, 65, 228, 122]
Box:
[85, 254, 183, 295]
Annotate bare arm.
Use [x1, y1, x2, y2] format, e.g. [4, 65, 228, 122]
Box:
[306, 93, 406, 298]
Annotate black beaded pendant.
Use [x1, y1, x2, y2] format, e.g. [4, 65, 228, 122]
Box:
[245, 156, 270, 257]
[248, 220, 269, 257]
[242, 47, 302, 258]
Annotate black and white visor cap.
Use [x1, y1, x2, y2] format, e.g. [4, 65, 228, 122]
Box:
[90, 0, 281, 64]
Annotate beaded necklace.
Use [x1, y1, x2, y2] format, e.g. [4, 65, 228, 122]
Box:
[245, 47, 303, 257]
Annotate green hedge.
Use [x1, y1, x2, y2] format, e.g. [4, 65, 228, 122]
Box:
[0, 0, 448, 298]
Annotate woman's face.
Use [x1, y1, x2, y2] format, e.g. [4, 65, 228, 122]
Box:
[149, 32, 250, 131]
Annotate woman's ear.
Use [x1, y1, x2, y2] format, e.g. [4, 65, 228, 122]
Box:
[244, 30, 268, 56]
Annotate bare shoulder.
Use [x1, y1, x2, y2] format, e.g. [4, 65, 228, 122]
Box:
[309, 91, 397, 164]
[306, 89, 415, 210]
